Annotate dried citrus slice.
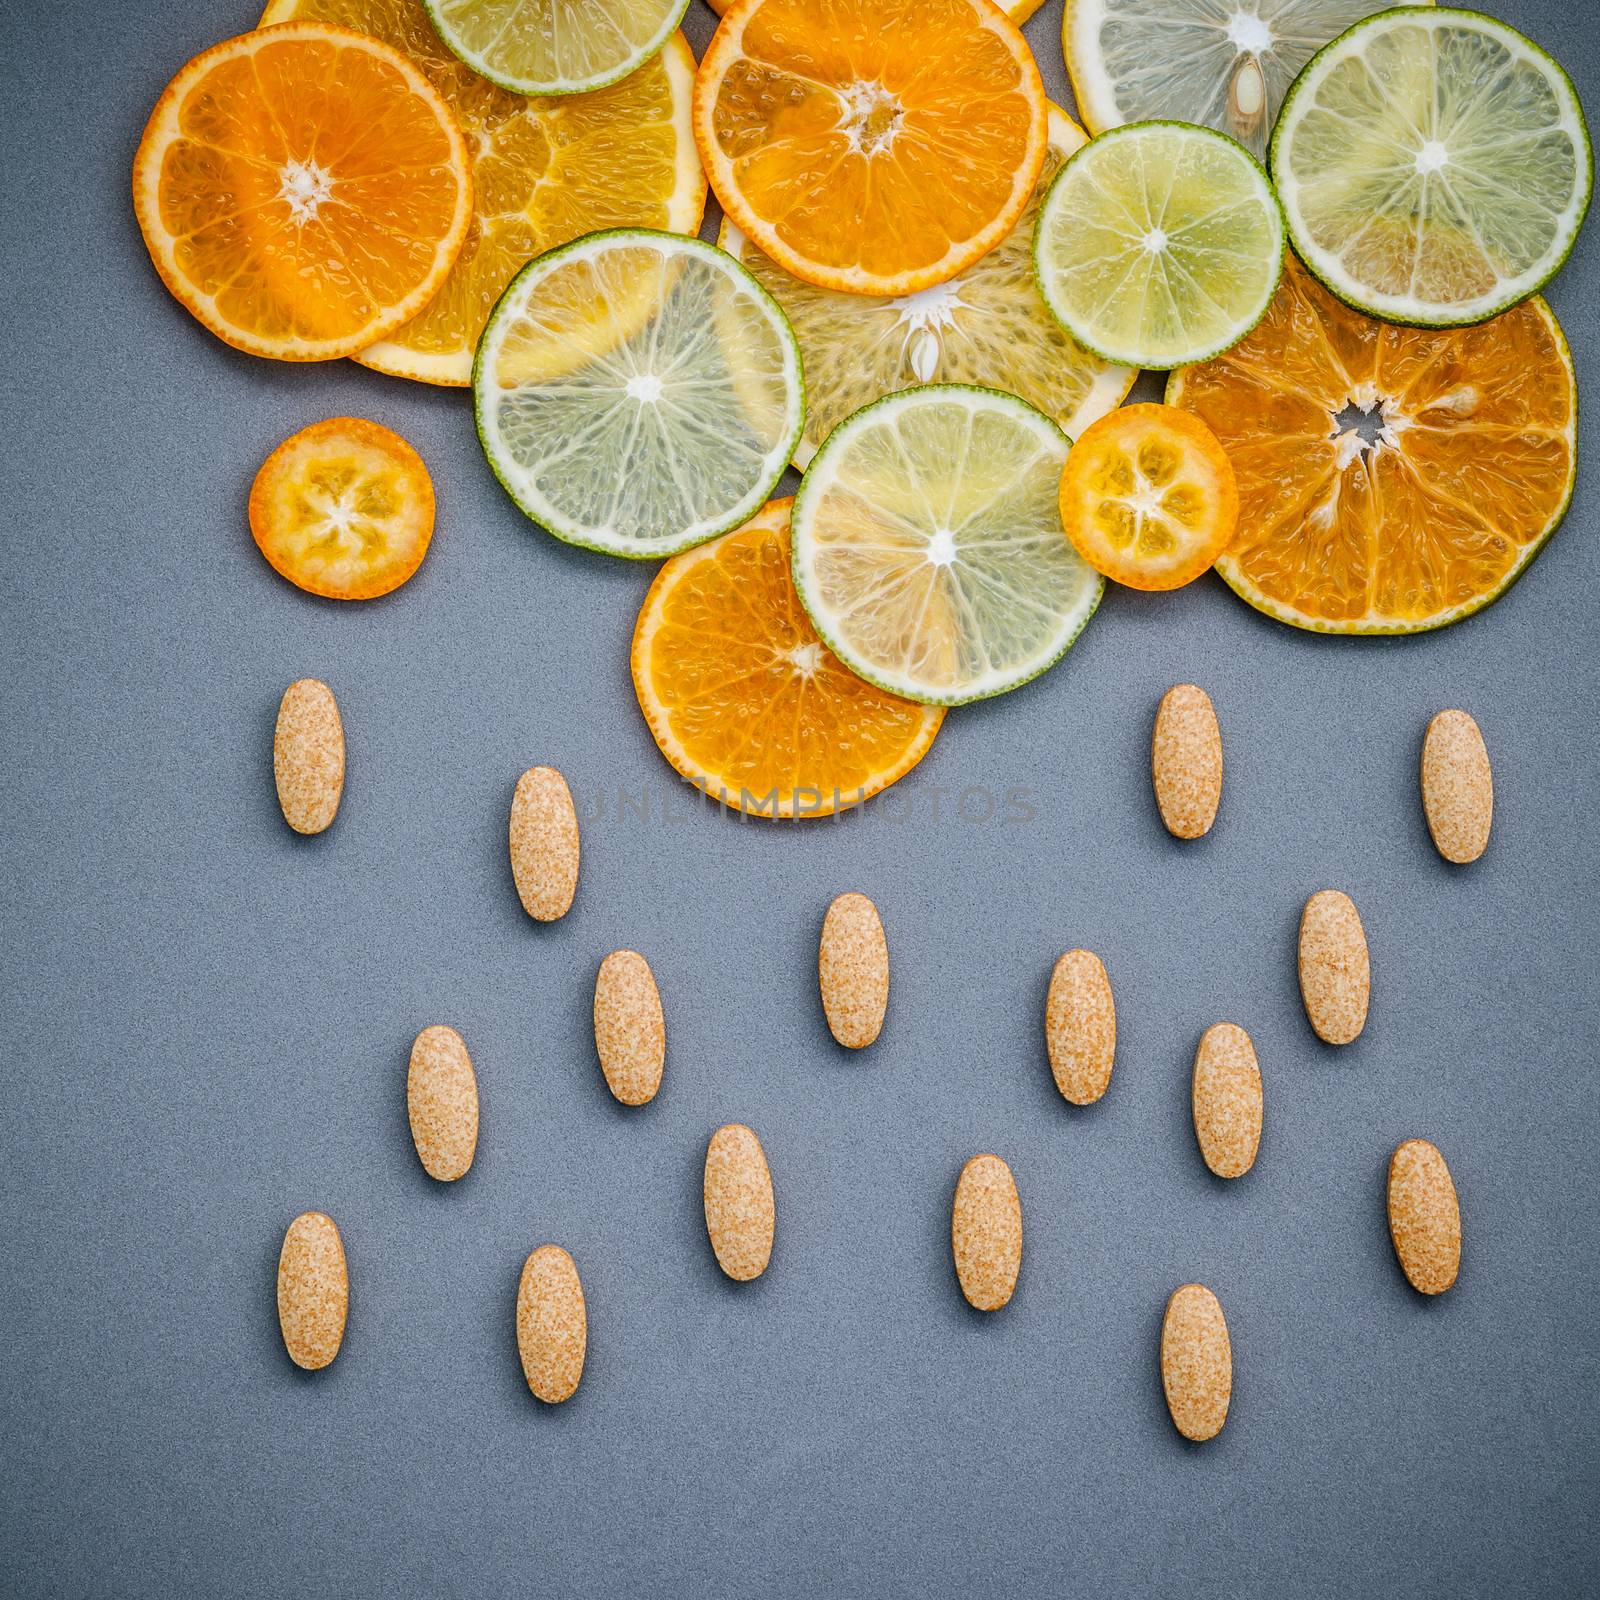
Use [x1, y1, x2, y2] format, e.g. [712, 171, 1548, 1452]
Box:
[1058, 405, 1238, 591]
[633, 498, 945, 818]
[1035, 120, 1285, 369]
[258, 0, 705, 385]
[1271, 8, 1591, 325]
[132, 23, 471, 362]
[694, 0, 1048, 296]
[721, 106, 1134, 469]
[424, 0, 690, 94]
[792, 386, 1103, 704]
[1064, 0, 1420, 161]
[1165, 257, 1577, 633]
[475, 230, 804, 558]
[250, 418, 436, 600]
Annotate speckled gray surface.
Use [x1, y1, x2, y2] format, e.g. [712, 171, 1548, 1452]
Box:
[2, 2, 1597, 1595]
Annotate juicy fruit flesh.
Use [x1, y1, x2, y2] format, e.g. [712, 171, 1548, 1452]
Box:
[1277, 14, 1587, 318]
[727, 113, 1133, 465]
[430, 0, 683, 90]
[1073, 0, 1406, 160]
[261, 0, 699, 380]
[797, 391, 1101, 703]
[634, 503, 943, 816]
[251, 420, 434, 598]
[1168, 257, 1574, 629]
[480, 239, 799, 554]
[1036, 123, 1283, 367]
[1092, 443, 1204, 559]
[699, 0, 1045, 290]
[140, 27, 468, 355]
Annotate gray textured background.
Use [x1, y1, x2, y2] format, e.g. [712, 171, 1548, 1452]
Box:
[3, 1, 1597, 1595]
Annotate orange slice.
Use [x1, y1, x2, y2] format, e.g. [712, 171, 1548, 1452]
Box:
[250, 418, 436, 599]
[1058, 405, 1239, 592]
[132, 23, 472, 362]
[632, 499, 945, 818]
[1166, 257, 1577, 634]
[259, 0, 705, 385]
[693, 0, 1047, 296]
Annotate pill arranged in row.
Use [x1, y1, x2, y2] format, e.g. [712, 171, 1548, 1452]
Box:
[276, 1132, 1462, 1435]
[270, 683, 1494, 874]
[1147, 683, 1493, 864]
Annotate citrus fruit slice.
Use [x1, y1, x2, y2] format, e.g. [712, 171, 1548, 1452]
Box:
[1065, 0, 1421, 162]
[250, 418, 436, 600]
[1271, 9, 1592, 325]
[1035, 121, 1285, 369]
[1058, 404, 1238, 591]
[791, 386, 1103, 705]
[721, 106, 1135, 470]
[424, 0, 691, 94]
[132, 23, 472, 362]
[475, 230, 804, 558]
[694, 0, 1048, 296]
[258, 0, 705, 386]
[1165, 256, 1577, 634]
[633, 498, 946, 818]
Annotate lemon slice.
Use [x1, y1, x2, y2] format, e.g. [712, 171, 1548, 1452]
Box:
[1272, 8, 1591, 325]
[475, 230, 804, 559]
[721, 107, 1134, 469]
[424, 0, 690, 94]
[1065, 0, 1422, 161]
[259, 0, 705, 385]
[791, 386, 1103, 705]
[1035, 120, 1285, 369]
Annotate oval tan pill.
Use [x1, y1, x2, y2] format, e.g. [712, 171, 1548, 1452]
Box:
[516, 1244, 586, 1403]
[274, 678, 344, 835]
[1152, 684, 1222, 840]
[951, 1154, 1022, 1312]
[1388, 1138, 1461, 1295]
[703, 1123, 775, 1281]
[1192, 1023, 1262, 1179]
[594, 951, 665, 1106]
[407, 1025, 479, 1182]
[1161, 1283, 1231, 1441]
[818, 892, 888, 1049]
[509, 766, 579, 922]
[1045, 949, 1115, 1105]
[1298, 889, 1370, 1045]
[1421, 709, 1493, 864]
[276, 1211, 348, 1371]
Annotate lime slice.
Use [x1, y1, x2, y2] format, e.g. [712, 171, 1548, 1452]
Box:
[474, 230, 804, 559]
[1035, 121, 1285, 369]
[424, 0, 690, 94]
[791, 386, 1103, 705]
[1065, 0, 1419, 161]
[1272, 8, 1592, 325]
[721, 107, 1135, 470]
